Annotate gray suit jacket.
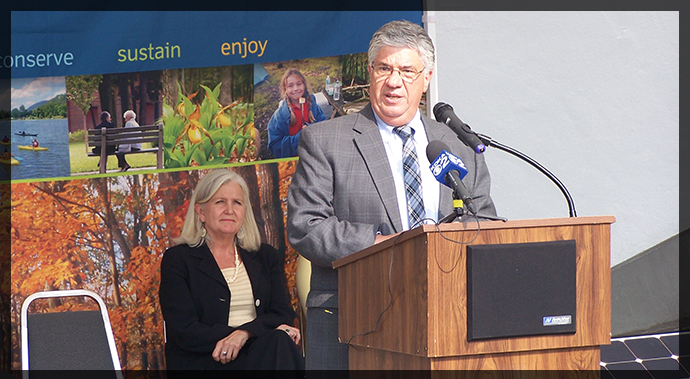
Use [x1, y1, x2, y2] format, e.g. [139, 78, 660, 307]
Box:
[286, 104, 496, 308]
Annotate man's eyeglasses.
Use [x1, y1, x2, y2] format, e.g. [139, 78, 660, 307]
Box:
[371, 64, 424, 83]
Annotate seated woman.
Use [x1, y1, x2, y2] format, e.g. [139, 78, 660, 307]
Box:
[267, 68, 327, 158]
[116, 110, 142, 172]
[159, 168, 304, 370]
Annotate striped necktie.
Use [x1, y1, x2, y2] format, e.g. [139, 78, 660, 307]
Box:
[393, 125, 425, 228]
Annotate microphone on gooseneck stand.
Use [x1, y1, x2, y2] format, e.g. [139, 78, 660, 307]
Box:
[433, 101, 577, 217]
[426, 140, 477, 217]
[433, 102, 486, 154]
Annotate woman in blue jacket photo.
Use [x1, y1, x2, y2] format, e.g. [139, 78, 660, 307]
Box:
[267, 68, 327, 158]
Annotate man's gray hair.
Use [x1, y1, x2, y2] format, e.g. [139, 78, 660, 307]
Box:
[368, 20, 435, 72]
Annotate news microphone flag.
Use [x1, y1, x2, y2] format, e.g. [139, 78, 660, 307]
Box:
[429, 148, 468, 188]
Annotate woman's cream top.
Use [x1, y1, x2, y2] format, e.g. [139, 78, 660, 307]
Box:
[220, 262, 257, 327]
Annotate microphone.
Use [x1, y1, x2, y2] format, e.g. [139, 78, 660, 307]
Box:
[433, 102, 486, 154]
[426, 140, 476, 215]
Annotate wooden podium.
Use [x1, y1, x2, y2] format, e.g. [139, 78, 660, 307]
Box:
[333, 216, 614, 370]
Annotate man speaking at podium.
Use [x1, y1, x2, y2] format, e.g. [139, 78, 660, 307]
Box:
[287, 19, 497, 370]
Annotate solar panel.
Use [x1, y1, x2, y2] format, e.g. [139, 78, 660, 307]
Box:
[600, 331, 690, 379]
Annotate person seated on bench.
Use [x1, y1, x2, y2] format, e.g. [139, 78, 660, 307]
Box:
[93, 111, 122, 170]
[117, 109, 142, 172]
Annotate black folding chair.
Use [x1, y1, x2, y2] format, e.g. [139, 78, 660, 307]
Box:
[21, 289, 122, 376]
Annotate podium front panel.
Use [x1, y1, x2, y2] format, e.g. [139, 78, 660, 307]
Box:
[336, 216, 613, 367]
[466, 239, 577, 341]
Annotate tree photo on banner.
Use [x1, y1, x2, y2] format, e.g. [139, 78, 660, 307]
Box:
[66, 71, 166, 175]
[9, 162, 298, 370]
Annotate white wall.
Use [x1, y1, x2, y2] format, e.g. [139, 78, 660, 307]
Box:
[430, 11, 678, 266]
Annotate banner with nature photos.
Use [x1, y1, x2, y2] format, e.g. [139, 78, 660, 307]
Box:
[7, 50, 376, 370]
[5, 10, 422, 371]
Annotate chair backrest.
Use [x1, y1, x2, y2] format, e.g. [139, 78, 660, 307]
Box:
[21, 289, 122, 373]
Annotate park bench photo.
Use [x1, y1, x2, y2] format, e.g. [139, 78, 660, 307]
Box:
[87, 124, 164, 174]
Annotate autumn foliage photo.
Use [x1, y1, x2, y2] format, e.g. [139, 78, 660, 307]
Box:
[9, 161, 298, 370]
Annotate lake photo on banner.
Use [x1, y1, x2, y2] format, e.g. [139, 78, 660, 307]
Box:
[0, 119, 70, 181]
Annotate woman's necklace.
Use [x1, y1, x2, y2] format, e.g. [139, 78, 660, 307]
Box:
[228, 244, 241, 283]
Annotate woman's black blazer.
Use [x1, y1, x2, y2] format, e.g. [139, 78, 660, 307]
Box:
[159, 243, 295, 369]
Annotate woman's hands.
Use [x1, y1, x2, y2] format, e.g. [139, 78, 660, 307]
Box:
[211, 325, 299, 365]
[212, 329, 253, 364]
[277, 324, 301, 345]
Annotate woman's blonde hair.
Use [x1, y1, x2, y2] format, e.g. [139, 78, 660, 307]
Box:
[172, 169, 261, 252]
[280, 68, 317, 127]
